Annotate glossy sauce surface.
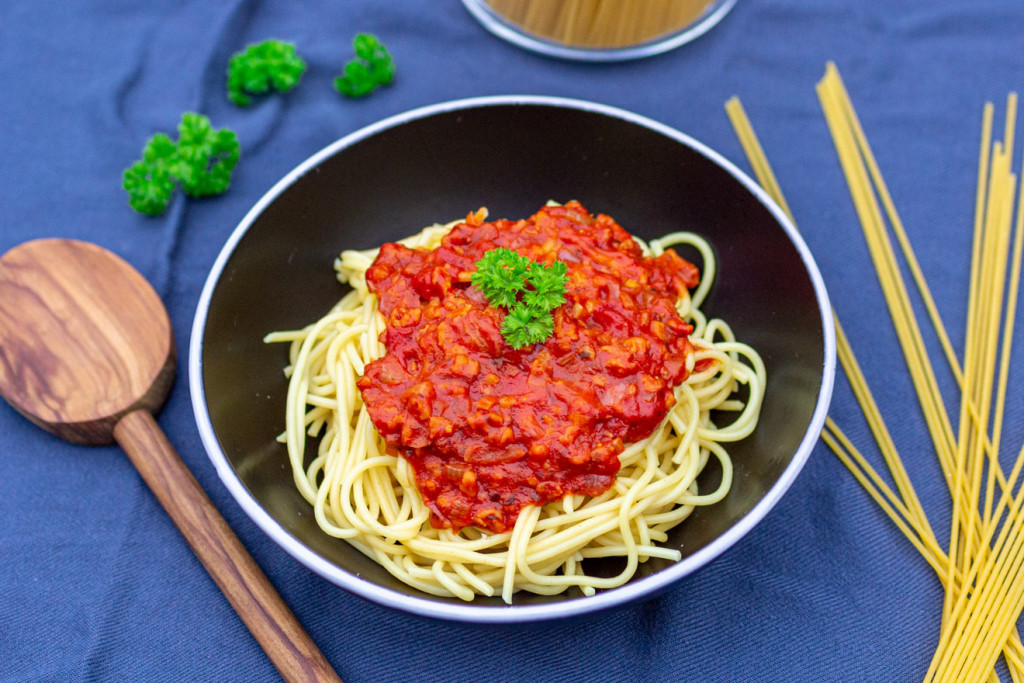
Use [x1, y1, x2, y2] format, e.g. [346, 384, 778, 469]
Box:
[359, 202, 699, 532]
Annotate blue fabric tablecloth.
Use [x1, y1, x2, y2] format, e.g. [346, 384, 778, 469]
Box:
[3, 1, 1024, 681]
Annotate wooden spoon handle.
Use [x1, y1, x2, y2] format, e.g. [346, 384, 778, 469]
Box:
[113, 410, 342, 683]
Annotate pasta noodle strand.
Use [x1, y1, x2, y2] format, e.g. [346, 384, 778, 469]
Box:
[267, 213, 764, 602]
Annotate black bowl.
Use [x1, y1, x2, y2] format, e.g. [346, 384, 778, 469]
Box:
[189, 96, 835, 622]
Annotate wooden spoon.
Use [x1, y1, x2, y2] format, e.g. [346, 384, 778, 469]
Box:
[0, 238, 341, 683]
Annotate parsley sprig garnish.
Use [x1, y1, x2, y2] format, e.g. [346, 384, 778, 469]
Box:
[471, 248, 568, 349]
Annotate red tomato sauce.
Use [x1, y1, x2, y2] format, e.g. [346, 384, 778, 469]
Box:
[358, 202, 700, 533]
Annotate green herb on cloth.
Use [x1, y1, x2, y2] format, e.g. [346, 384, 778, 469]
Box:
[123, 113, 240, 216]
[122, 133, 178, 216]
[226, 40, 307, 107]
[334, 33, 394, 98]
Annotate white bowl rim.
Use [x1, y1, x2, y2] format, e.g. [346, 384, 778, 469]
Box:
[189, 94, 837, 623]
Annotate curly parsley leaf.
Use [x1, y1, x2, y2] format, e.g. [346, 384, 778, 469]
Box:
[470, 248, 530, 310]
[227, 40, 307, 107]
[172, 113, 241, 197]
[335, 33, 394, 98]
[122, 113, 240, 216]
[122, 133, 178, 216]
[471, 247, 568, 349]
[501, 306, 555, 350]
[521, 260, 568, 312]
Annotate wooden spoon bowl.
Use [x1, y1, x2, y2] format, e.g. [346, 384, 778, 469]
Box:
[0, 239, 174, 443]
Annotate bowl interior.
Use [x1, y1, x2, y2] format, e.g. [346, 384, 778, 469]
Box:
[194, 99, 831, 618]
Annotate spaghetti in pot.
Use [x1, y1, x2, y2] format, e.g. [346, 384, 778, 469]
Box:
[266, 202, 765, 602]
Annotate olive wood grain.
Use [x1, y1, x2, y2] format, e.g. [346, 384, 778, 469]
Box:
[114, 410, 341, 683]
[0, 238, 175, 443]
[0, 239, 341, 683]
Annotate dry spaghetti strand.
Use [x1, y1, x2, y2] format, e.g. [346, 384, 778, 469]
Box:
[814, 68, 1024, 682]
[726, 68, 1024, 681]
[484, 0, 715, 49]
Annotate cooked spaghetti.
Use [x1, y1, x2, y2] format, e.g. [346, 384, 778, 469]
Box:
[266, 202, 764, 602]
